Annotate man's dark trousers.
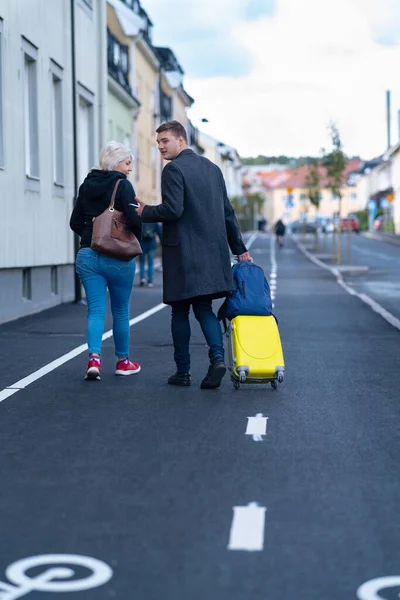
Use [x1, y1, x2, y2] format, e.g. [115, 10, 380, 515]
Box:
[170, 295, 224, 373]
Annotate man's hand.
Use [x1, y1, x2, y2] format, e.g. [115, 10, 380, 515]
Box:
[135, 197, 146, 217]
[237, 251, 251, 262]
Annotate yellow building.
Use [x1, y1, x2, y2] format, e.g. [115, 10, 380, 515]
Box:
[250, 160, 363, 226]
[134, 33, 160, 205]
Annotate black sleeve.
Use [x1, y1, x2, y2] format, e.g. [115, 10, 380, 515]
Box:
[142, 162, 184, 223]
[69, 185, 85, 236]
[118, 179, 142, 241]
[218, 168, 247, 255]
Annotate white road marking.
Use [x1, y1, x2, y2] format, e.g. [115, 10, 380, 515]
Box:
[1, 554, 112, 597]
[246, 413, 268, 441]
[0, 303, 167, 404]
[294, 239, 400, 333]
[228, 503, 266, 551]
[246, 232, 258, 250]
[357, 576, 400, 599]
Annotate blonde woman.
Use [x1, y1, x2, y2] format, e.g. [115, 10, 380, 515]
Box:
[70, 141, 142, 381]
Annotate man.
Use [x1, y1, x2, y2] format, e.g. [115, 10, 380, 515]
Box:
[136, 120, 250, 389]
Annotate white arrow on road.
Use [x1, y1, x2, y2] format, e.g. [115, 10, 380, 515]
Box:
[245, 413, 268, 441]
[228, 503, 267, 551]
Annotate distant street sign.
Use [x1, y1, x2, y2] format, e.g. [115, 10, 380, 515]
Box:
[286, 193, 294, 209]
[387, 194, 394, 203]
[287, 187, 293, 194]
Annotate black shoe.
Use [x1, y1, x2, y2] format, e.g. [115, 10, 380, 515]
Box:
[167, 372, 191, 386]
[200, 360, 227, 389]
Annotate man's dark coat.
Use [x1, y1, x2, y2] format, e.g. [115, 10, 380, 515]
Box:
[142, 149, 247, 304]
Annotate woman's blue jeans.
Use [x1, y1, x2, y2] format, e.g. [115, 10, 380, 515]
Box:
[76, 248, 136, 357]
[170, 296, 224, 373]
[139, 249, 155, 283]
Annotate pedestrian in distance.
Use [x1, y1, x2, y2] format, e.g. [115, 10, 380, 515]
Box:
[139, 222, 162, 288]
[136, 120, 251, 389]
[274, 218, 286, 247]
[70, 141, 142, 381]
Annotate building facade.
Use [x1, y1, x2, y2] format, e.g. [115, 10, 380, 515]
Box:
[106, 2, 140, 159]
[0, 0, 107, 323]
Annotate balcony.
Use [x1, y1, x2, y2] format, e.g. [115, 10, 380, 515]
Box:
[160, 88, 172, 123]
[118, 0, 153, 44]
[107, 30, 131, 95]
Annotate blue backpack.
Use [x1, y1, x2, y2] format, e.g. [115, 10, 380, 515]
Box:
[218, 261, 273, 326]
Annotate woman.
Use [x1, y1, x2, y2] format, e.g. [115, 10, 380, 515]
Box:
[70, 141, 142, 381]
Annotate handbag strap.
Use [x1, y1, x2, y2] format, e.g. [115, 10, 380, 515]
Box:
[109, 179, 122, 212]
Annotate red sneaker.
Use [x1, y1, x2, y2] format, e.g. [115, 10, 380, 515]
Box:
[115, 358, 141, 376]
[85, 356, 101, 381]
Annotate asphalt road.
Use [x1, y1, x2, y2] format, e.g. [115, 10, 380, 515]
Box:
[1, 234, 400, 600]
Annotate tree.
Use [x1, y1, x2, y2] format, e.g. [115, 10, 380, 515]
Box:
[323, 122, 347, 203]
[304, 159, 321, 249]
[304, 159, 321, 210]
[231, 193, 264, 231]
[322, 122, 348, 264]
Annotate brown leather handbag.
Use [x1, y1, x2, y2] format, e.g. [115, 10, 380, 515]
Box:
[91, 179, 142, 261]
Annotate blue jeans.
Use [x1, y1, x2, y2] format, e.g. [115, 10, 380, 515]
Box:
[76, 248, 136, 357]
[139, 249, 155, 283]
[170, 296, 224, 373]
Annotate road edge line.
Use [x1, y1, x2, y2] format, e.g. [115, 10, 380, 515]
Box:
[0, 302, 167, 403]
[293, 236, 400, 333]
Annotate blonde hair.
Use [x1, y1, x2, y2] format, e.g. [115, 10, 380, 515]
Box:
[99, 141, 134, 170]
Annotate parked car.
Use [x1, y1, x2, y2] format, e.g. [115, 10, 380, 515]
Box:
[321, 218, 336, 233]
[340, 216, 360, 233]
[290, 221, 317, 234]
[374, 215, 384, 231]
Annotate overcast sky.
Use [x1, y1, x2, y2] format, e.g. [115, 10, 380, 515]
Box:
[143, 0, 400, 159]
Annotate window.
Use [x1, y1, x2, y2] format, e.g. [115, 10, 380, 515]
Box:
[51, 266, 58, 295]
[23, 39, 39, 179]
[50, 61, 64, 187]
[0, 20, 4, 167]
[22, 268, 32, 300]
[77, 84, 94, 184]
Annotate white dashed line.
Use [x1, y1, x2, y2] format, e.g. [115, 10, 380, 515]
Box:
[228, 503, 267, 551]
[245, 414, 268, 441]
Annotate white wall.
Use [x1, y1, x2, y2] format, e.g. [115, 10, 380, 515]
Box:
[0, 0, 106, 321]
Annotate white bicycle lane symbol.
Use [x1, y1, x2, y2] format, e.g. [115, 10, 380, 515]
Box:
[357, 576, 400, 599]
[0, 554, 113, 598]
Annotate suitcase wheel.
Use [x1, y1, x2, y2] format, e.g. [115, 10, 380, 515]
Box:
[277, 371, 284, 384]
[231, 375, 240, 390]
[271, 380, 278, 390]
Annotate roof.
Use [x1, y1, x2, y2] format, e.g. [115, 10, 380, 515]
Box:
[258, 159, 362, 190]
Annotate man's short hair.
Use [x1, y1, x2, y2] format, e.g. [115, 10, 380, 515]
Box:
[156, 120, 188, 142]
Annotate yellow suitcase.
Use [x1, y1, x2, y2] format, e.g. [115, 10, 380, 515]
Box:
[227, 315, 285, 389]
